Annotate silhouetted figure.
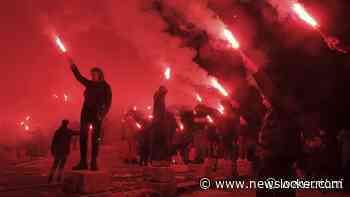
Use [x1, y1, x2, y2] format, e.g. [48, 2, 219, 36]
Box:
[69, 60, 112, 171]
[217, 99, 240, 176]
[138, 125, 151, 166]
[48, 120, 77, 183]
[150, 86, 175, 162]
[338, 129, 350, 192]
[244, 64, 301, 197]
[121, 114, 139, 164]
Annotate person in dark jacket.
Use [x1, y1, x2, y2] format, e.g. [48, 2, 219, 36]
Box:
[69, 59, 112, 171]
[138, 124, 151, 166]
[150, 86, 174, 162]
[48, 120, 78, 183]
[243, 63, 301, 197]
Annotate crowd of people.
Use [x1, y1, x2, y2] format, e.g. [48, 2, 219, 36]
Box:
[46, 57, 350, 197]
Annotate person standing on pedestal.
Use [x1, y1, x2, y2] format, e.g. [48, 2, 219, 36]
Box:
[68, 59, 112, 171]
[151, 86, 173, 162]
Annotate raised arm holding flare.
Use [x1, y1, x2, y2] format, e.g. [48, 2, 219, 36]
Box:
[69, 59, 112, 171]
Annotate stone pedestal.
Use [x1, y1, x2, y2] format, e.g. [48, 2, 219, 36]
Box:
[62, 170, 111, 196]
[144, 161, 177, 197]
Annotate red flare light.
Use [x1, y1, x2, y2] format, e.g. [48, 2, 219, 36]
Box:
[217, 104, 225, 115]
[292, 3, 318, 28]
[223, 28, 240, 49]
[195, 93, 203, 103]
[89, 124, 93, 131]
[20, 116, 31, 131]
[63, 94, 68, 103]
[24, 125, 30, 131]
[55, 36, 67, 53]
[135, 122, 142, 129]
[206, 115, 214, 124]
[178, 122, 184, 131]
[211, 78, 229, 97]
[164, 67, 171, 80]
[25, 116, 31, 121]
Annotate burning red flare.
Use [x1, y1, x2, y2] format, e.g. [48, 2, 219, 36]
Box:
[195, 93, 203, 103]
[206, 115, 214, 124]
[63, 94, 68, 103]
[89, 124, 94, 131]
[55, 36, 67, 53]
[25, 116, 31, 121]
[24, 125, 30, 131]
[20, 116, 31, 131]
[135, 122, 142, 129]
[164, 67, 171, 80]
[178, 121, 184, 131]
[292, 3, 318, 28]
[217, 104, 225, 115]
[222, 28, 240, 49]
[211, 78, 229, 97]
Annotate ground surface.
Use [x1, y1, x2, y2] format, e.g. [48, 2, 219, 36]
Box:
[0, 143, 347, 197]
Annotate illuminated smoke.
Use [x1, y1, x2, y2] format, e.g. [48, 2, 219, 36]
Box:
[265, 0, 295, 20]
[162, 0, 238, 48]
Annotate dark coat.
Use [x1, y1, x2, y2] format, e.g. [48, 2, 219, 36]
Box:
[51, 127, 76, 156]
[253, 70, 301, 159]
[71, 64, 112, 117]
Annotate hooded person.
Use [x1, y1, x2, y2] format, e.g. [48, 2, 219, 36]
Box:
[69, 59, 112, 171]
